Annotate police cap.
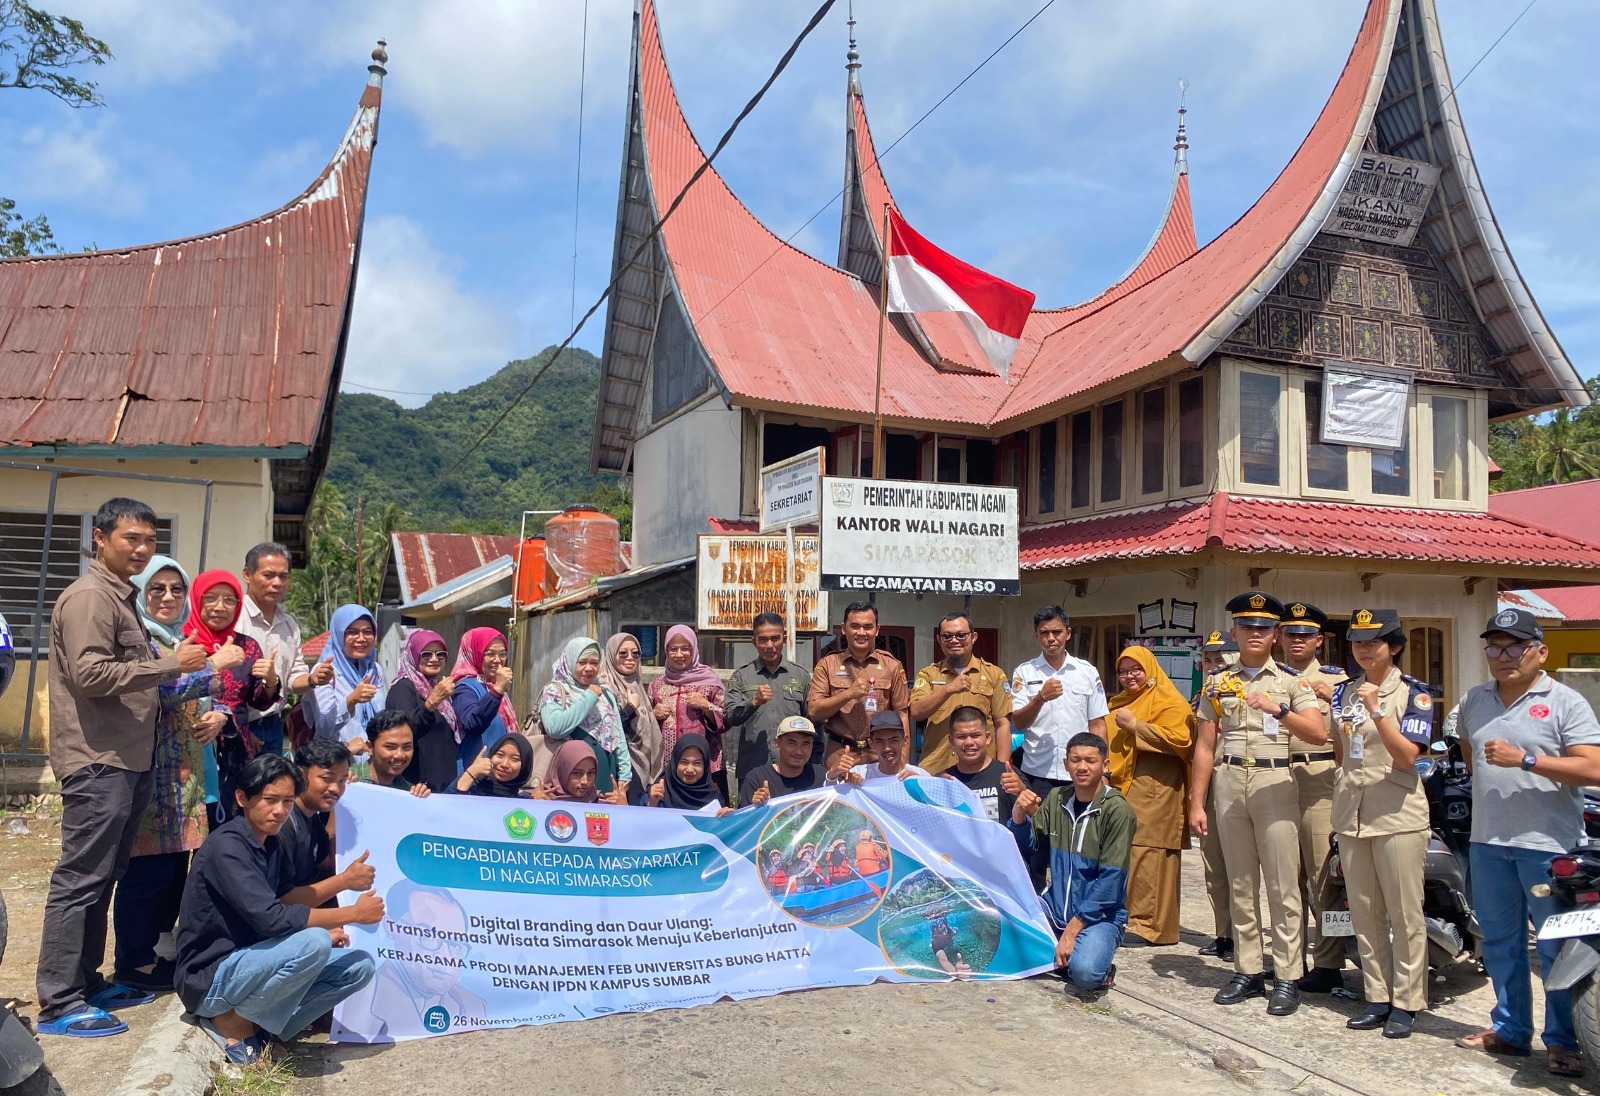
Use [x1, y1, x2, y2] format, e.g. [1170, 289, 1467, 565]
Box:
[1280, 601, 1329, 635]
[1347, 608, 1403, 642]
[1225, 591, 1285, 626]
[1201, 630, 1239, 653]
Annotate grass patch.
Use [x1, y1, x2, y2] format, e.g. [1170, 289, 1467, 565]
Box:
[213, 1056, 295, 1096]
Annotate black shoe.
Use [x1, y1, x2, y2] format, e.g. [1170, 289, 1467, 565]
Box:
[1217, 938, 1234, 963]
[1347, 1002, 1391, 1030]
[1120, 934, 1153, 949]
[1297, 966, 1344, 994]
[1214, 973, 1266, 1005]
[1266, 979, 1301, 1016]
[1382, 1008, 1415, 1039]
[1198, 937, 1225, 956]
[111, 959, 175, 995]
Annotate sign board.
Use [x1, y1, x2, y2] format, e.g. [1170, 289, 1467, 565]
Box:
[1321, 363, 1411, 449]
[697, 534, 827, 633]
[1130, 636, 1203, 697]
[819, 478, 1020, 596]
[1325, 153, 1440, 247]
[759, 447, 825, 533]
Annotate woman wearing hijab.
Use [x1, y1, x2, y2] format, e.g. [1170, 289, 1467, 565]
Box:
[1107, 644, 1196, 948]
[648, 625, 728, 801]
[539, 637, 631, 796]
[184, 570, 276, 822]
[599, 633, 664, 804]
[386, 629, 457, 792]
[450, 733, 534, 797]
[450, 627, 517, 775]
[534, 740, 604, 804]
[309, 604, 386, 749]
[112, 557, 242, 993]
[647, 734, 718, 811]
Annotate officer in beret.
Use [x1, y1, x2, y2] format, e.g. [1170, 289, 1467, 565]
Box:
[1189, 593, 1326, 1016]
[1278, 602, 1351, 995]
[1331, 609, 1436, 1039]
[1194, 629, 1239, 962]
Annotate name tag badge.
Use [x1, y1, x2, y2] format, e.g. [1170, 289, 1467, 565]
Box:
[1260, 712, 1280, 739]
[864, 695, 879, 714]
[1348, 731, 1364, 761]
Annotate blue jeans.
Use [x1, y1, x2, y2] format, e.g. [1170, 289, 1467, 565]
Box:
[1064, 920, 1122, 991]
[197, 929, 374, 1040]
[1470, 842, 1576, 1051]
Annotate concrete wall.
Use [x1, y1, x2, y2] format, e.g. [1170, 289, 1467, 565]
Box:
[0, 456, 275, 753]
[1556, 669, 1600, 715]
[631, 397, 742, 566]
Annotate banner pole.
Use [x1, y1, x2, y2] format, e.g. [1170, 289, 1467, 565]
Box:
[784, 521, 798, 663]
[872, 203, 890, 480]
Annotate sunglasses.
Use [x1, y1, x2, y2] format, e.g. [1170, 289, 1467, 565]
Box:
[418, 650, 447, 661]
[146, 583, 186, 598]
[1484, 644, 1536, 660]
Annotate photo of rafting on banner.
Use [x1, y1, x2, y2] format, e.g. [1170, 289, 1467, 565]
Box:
[758, 799, 891, 928]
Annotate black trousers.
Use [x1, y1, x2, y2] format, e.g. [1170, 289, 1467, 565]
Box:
[112, 851, 189, 974]
[37, 764, 154, 1018]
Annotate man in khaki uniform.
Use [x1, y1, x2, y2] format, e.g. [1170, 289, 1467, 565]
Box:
[909, 612, 1011, 774]
[806, 601, 910, 770]
[1194, 631, 1237, 963]
[1278, 602, 1350, 994]
[1188, 592, 1325, 1017]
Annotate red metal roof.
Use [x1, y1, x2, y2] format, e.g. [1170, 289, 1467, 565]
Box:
[302, 631, 329, 660]
[1019, 492, 1600, 573]
[1539, 586, 1600, 626]
[705, 517, 816, 535]
[0, 64, 383, 450]
[389, 531, 520, 604]
[1489, 480, 1600, 549]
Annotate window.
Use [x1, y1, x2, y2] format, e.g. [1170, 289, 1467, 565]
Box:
[1372, 416, 1411, 496]
[1035, 422, 1058, 512]
[936, 442, 963, 483]
[619, 624, 662, 666]
[1238, 372, 1282, 486]
[1406, 622, 1452, 718]
[1100, 401, 1124, 503]
[1432, 395, 1470, 501]
[1069, 412, 1092, 509]
[884, 433, 918, 480]
[1140, 387, 1166, 495]
[1304, 380, 1349, 491]
[1178, 376, 1205, 488]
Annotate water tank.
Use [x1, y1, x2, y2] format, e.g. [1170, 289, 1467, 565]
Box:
[515, 537, 547, 607]
[543, 506, 622, 599]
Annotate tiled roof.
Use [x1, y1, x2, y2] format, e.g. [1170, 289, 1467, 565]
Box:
[302, 631, 329, 660]
[1488, 480, 1600, 548]
[1019, 493, 1600, 574]
[390, 531, 519, 604]
[1499, 589, 1566, 623]
[1539, 586, 1600, 626]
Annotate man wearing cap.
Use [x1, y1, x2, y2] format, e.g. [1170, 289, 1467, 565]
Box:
[1188, 593, 1325, 1016]
[833, 711, 931, 783]
[1453, 608, 1600, 1076]
[1194, 630, 1238, 963]
[909, 612, 1011, 775]
[1329, 608, 1435, 1039]
[1278, 602, 1351, 995]
[738, 715, 828, 807]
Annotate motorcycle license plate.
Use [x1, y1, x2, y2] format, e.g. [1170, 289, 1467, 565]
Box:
[1538, 908, 1600, 941]
[1321, 910, 1355, 937]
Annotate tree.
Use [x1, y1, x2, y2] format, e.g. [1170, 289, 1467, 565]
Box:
[1528, 409, 1600, 485]
[1, 1, 111, 256]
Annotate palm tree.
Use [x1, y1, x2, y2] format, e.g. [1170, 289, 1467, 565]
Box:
[1529, 410, 1600, 485]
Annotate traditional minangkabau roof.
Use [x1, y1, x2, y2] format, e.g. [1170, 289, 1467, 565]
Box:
[593, 0, 1583, 470]
[1017, 492, 1600, 581]
[0, 46, 387, 554]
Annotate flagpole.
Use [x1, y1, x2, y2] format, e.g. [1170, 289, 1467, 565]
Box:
[872, 203, 889, 480]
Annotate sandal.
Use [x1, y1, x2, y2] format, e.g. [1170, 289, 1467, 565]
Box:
[1548, 1046, 1585, 1078]
[196, 1018, 270, 1066]
[35, 1006, 127, 1038]
[86, 985, 156, 1011]
[1454, 1028, 1531, 1057]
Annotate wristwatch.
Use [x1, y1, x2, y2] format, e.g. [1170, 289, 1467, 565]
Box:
[1521, 752, 1538, 771]
[1276, 702, 1291, 719]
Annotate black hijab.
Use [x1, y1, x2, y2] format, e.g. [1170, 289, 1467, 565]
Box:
[662, 733, 717, 810]
[467, 733, 533, 798]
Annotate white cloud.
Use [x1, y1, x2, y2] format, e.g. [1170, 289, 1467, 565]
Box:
[15, 120, 139, 214]
[65, 0, 250, 87]
[342, 215, 519, 406]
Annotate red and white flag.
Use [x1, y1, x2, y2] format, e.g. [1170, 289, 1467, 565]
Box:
[884, 208, 1036, 381]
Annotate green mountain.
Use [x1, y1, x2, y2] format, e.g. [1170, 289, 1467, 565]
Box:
[322, 345, 631, 536]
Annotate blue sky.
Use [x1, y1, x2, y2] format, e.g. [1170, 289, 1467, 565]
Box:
[2, 1, 1595, 408]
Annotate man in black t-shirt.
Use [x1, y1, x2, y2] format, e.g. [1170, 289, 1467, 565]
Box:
[280, 740, 350, 889]
[941, 707, 1018, 826]
[739, 716, 827, 807]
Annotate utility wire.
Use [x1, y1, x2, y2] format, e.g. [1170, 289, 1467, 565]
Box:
[419, 0, 840, 500]
[1426, 0, 1535, 124]
[570, 0, 590, 329]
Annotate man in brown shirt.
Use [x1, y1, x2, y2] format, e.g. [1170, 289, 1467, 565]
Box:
[36, 498, 205, 1038]
[806, 601, 909, 770]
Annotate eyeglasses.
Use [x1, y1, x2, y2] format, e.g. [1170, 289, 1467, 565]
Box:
[939, 631, 972, 642]
[1484, 643, 1536, 660]
[201, 593, 239, 608]
[346, 627, 376, 639]
[145, 583, 186, 598]
[1116, 668, 1145, 679]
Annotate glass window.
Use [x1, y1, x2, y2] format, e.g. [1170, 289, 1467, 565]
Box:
[1305, 380, 1349, 491]
[1035, 422, 1057, 511]
[1100, 401, 1124, 503]
[1178, 377, 1205, 487]
[1372, 413, 1412, 496]
[1238, 372, 1282, 486]
[1070, 411, 1092, 508]
[1432, 395, 1470, 501]
[1140, 387, 1166, 495]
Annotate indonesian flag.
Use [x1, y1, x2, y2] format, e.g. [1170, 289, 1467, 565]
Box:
[884, 208, 1036, 381]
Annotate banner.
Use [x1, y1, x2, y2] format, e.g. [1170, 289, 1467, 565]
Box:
[329, 779, 1054, 1042]
[1321, 363, 1411, 449]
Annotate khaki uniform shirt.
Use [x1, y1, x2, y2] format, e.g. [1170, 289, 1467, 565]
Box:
[806, 649, 909, 746]
[1199, 661, 1318, 762]
[911, 657, 1011, 774]
[1292, 658, 1348, 760]
[47, 559, 182, 778]
[1330, 666, 1433, 837]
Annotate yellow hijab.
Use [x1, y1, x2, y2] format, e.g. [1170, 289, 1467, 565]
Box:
[1106, 645, 1195, 787]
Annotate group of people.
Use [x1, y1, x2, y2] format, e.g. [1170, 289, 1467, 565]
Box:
[29, 497, 1600, 1079]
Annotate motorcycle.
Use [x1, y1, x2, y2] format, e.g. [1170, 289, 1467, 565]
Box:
[1533, 840, 1600, 1067]
[0, 612, 46, 1088]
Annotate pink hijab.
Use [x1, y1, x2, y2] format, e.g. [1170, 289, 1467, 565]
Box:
[660, 625, 721, 692]
[451, 627, 519, 733]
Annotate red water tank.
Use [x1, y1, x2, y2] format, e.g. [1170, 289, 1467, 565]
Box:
[515, 537, 547, 607]
[543, 506, 622, 599]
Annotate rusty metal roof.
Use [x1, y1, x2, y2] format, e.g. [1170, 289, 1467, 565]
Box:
[0, 57, 385, 452]
[389, 531, 520, 604]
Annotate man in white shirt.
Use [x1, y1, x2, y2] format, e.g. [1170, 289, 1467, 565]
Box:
[832, 712, 930, 784]
[235, 543, 331, 754]
[1009, 606, 1109, 800]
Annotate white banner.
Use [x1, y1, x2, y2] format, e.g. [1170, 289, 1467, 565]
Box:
[1321, 364, 1411, 449]
[696, 534, 828, 633]
[820, 477, 1020, 596]
[1325, 153, 1440, 247]
[329, 780, 1054, 1042]
[760, 448, 824, 532]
